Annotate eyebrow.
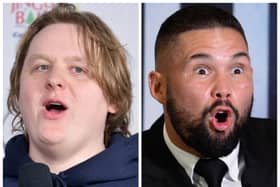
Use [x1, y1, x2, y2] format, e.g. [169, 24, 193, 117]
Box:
[26, 54, 85, 64]
[232, 52, 250, 61]
[64, 56, 84, 63]
[26, 54, 53, 64]
[189, 53, 212, 60]
[188, 51, 250, 62]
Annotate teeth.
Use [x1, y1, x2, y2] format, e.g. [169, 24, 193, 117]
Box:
[49, 102, 62, 106]
[46, 102, 66, 111]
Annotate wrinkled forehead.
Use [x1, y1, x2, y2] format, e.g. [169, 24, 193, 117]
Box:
[156, 27, 248, 71]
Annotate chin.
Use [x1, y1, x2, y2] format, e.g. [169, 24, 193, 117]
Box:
[37, 128, 66, 145]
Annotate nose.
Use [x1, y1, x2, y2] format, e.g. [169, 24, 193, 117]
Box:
[45, 72, 65, 90]
[47, 80, 63, 89]
[215, 91, 231, 99]
[211, 75, 232, 100]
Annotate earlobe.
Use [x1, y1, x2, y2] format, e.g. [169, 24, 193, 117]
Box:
[108, 104, 118, 114]
[149, 71, 166, 104]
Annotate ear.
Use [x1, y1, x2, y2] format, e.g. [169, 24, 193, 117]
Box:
[149, 71, 166, 104]
[108, 103, 118, 114]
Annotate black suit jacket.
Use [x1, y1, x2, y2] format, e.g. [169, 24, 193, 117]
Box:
[142, 115, 276, 187]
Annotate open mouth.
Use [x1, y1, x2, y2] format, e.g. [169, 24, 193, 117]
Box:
[215, 110, 228, 123]
[209, 108, 233, 131]
[45, 101, 67, 112]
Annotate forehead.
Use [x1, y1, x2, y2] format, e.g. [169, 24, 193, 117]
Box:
[27, 23, 85, 57]
[175, 28, 248, 56]
[156, 28, 248, 71]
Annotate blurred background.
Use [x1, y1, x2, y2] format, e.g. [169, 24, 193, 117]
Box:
[142, 3, 277, 130]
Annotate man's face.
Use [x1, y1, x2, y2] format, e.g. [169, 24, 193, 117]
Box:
[160, 28, 253, 157]
[19, 23, 116, 155]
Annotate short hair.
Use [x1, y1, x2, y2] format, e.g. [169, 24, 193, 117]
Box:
[155, 5, 247, 68]
[7, 3, 132, 146]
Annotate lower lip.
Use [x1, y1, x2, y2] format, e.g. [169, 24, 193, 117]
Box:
[209, 116, 233, 132]
[42, 108, 67, 120]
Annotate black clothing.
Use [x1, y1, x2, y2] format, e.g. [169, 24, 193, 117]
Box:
[142, 115, 276, 187]
[4, 133, 138, 187]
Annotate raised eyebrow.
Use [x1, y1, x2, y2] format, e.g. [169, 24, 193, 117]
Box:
[64, 56, 83, 62]
[26, 55, 86, 65]
[232, 52, 250, 61]
[25, 54, 53, 64]
[189, 53, 212, 61]
[63, 56, 88, 66]
[188, 52, 250, 62]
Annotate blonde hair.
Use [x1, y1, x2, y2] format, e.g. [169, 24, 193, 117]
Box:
[7, 3, 132, 146]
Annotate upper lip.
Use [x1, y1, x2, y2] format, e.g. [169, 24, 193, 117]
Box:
[210, 106, 233, 117]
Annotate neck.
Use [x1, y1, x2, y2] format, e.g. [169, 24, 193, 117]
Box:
[29, 140, 105, 174]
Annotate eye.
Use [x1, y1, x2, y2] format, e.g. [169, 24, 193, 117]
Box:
[36, 64, 49, 72]
[232, 67, 243, 74]
[195, 67, 209, 75]
[71, 66, 86, 74]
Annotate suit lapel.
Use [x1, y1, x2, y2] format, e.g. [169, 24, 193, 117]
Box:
[240, 118, 276, 187]
[144, 117, 276, 187]
[240, 139, 274, 187]
[143, 115, 194, 186]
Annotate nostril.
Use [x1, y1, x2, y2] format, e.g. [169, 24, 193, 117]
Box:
[215, 92, 231, 98]
[46, 80, 63, 89]
[216, 93, 222, 98]
[47, 82, 53, 88]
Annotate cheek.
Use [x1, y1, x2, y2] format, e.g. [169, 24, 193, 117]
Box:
[18, 80, 37, 129]
[171, 79, 208, 108]
[74, 84, 109, 117]
[233, 80, 253, 112]
[19, 79, 33, 108]
[18, 78, 41, 114]
[75, 90, 108, 132]
[236, 79, 253, 98]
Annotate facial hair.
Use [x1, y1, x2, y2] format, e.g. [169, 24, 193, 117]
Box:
[166, 86, 253, 158]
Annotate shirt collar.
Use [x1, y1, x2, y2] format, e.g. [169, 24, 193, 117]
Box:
[163, 124, 198, 183]
[163, 123, 241, 183]
[220, 142, 241, 181]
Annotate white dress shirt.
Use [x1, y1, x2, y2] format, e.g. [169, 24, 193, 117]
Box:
[163, 124, 245, 187]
